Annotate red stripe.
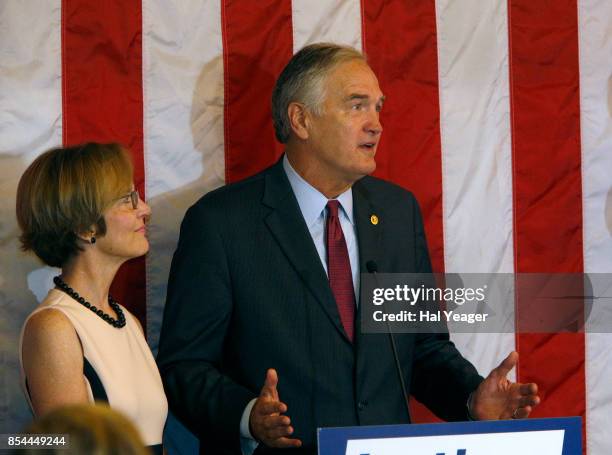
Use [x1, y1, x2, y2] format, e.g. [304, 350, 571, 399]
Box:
[508, 0, 585, 449]
[362, 0, 445, 424]
[61, 0, 146, 329]
[362, 0, 445, 274]
[221, 1, 293, 183]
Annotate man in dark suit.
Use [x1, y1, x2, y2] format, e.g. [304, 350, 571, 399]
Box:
[157, 43, 540, 454]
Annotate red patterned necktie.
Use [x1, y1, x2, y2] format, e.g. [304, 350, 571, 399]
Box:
[326, 200, 355, 342]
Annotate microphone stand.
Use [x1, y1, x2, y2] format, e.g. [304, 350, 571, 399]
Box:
[366, 260, 411, 421]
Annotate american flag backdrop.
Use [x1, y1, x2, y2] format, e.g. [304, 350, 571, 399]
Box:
[1, 0, 611, 453]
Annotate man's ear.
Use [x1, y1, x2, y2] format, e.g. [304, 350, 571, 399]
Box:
[288, 102, 310, 140]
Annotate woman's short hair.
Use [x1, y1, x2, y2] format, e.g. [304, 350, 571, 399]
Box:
[23, 403, 148, 455]
[16, 143, 133, 267]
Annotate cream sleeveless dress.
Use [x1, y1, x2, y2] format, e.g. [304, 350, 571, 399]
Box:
[19, 288, 168, 446]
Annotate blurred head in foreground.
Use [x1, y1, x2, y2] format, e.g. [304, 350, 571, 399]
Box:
[20, 403, 149, 455]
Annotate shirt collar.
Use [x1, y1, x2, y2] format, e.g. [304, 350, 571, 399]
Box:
[283, 154, 354, 227]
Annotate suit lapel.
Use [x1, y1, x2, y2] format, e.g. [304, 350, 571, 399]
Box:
[353, 178, 383, 280]
[352, 178, 384, 346]
[262, 160, 350, 341]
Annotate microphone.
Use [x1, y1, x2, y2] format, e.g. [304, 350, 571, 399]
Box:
[366, 260, 378, 274]
[365, 260, 411, 421]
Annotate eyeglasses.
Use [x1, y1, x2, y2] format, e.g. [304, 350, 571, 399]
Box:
[118, 190, 140, 209]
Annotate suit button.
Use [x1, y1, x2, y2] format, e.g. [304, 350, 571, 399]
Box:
[357, 400, 368, 411]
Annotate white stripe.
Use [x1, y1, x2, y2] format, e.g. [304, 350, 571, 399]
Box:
[578, 0, 612, 453]
[435, 0, 516, 377]
[0, 0, 62, 432]
[291, 0, 362, 53]
[142, 0, 225, 353]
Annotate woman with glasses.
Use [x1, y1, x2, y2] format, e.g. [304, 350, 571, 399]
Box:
[16, 143, 167, 454]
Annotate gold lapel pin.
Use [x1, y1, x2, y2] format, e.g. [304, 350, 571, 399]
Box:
[370, 214, 379, 225]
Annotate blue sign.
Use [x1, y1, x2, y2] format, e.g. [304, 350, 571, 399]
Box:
[318, 417, 581, 455]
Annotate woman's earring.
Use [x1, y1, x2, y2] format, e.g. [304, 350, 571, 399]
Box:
[90, 236, 96, 244]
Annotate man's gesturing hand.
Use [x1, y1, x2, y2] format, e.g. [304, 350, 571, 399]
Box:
[249, 369, 302, 449]
[471, 351, 541, 420]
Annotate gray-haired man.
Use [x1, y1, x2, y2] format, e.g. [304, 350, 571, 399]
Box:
[158, 43, 539, 455]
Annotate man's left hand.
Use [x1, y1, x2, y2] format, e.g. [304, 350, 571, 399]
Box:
[470, 351, 540, 420]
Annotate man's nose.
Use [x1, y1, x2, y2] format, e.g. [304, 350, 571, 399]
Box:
[366, 111, 383, 136]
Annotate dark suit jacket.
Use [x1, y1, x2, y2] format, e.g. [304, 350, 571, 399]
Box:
[157, 158, 483, 454]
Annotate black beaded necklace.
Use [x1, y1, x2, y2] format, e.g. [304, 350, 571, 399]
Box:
[53, 276, 126, 328]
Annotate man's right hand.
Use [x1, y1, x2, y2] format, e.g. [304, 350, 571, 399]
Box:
[249, 369, 302, 449]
